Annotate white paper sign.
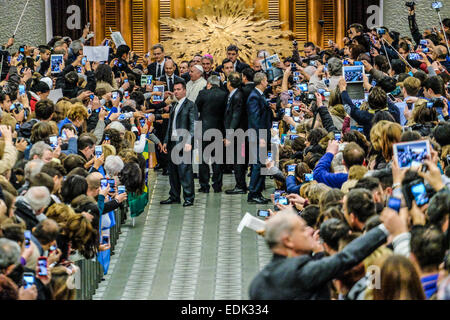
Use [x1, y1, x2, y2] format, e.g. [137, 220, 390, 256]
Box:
[110, 31, 126, 47]
[47, 88, 63, 104]
[237, 212, 266, 233]
[259, 54, 280, 71]
[83, 46, 109, 62]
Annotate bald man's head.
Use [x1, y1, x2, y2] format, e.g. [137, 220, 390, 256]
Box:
[164, 59, 175, 76]
[87, 172, 103, 190]
[434, 45, 448, 59]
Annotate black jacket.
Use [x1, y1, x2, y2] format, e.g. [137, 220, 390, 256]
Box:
[195, 86, 227, 134]
[55, 64, 96, 99]
[408, 123, 435, 137]
[204, 71, 220, 81]
[249, 226, 387, 300]
[112, 57, 133, 78]
[241, 83, 256, 106]
[317, 106, 338, 133]
[158, 74, 184, 92]
[147, 58, 180, 80]
[216, 60, 250, 73]
[164, 98, 198, 146]
[224, 88, 245, 131]
[14, 198, 38, 230]
[240, 82, 255, 132]
[181, 72, 190, 83]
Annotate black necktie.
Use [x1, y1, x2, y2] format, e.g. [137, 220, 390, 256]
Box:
[168, 76, 173, 92]
[226, 95, 232, 112]
[157, 64, 161, 78]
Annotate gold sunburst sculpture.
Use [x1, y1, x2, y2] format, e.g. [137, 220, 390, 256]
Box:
[159, 0, 293, 65]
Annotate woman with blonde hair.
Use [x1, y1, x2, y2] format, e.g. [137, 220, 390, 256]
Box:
[45, 203, 75, 227]
[54, 99, 72, 123]
[57, 103, 89, 134]
[380, 122, 402, 162]
[102, 144, 116, 159]
[369, 120, 390, 170]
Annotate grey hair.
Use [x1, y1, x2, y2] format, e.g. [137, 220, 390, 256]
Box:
[265, 209, 300, 249]
[104, 155, 124, 177]
[108, 121, 126, 133]
[24, 159, 45, 181]
[24, 186, 51, 211]
[254, 72, 267, 86]
[122, 99, 136, 109]
[328, 57, 343, 76]
[29, 141, 53, 160]
[202, 55, 213, 63]
[54, 40, 65, 48]
[0, 238, 21, 270]
[70, 40, 83, 53]
[207, 75, 220, 87]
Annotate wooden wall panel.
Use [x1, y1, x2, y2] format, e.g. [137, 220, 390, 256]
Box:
[322, 0, 336, 48]
[104, 0, 120, 40]
[147, 0, 160, 48]
[92, 0, 105, 45]
[159, 0, 171, 42]
[268, 0, 280, 22]
[131, 0, 146, 58]
[120, 0, 132, 45]
[278, 0, 289, 31]
[293, 0, 308, 47]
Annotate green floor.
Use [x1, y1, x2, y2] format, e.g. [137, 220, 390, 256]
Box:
[93, 171, 274, 300]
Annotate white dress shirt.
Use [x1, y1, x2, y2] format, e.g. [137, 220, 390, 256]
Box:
[172, 97, 186, 139]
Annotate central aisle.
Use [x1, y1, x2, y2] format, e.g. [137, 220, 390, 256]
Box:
[93, 171, 273, 300]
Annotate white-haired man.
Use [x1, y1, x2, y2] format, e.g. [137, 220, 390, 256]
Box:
[15, 186, 51, 230]
[248, 207, 407, 300]
[186, 65, 207, 102]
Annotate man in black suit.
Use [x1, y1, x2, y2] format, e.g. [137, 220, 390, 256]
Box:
[195, 75, 227, 193]
[248, 208, 403, 300]
[153, 59, 183, 175]
[160, 80, 198, 207]
[147, 44, 180, 80]
[246, 72, 272, 204]
[216, 45, 250, 73]
[241, 68, 256, 104]
[224, 72, 248, 194]
[201, 55, 220, 81]
[219, 58, 235, 90]
[158, 59, 184, 93]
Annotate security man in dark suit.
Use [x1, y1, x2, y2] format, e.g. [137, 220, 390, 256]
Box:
[224, 72, 248, 195]
[160, 79, 198, 207]
[241, 68, 256, 104]
[147, 44, 179, 80]
[248, 208, 402, 300]
[195, 75, 227, 193]
[157, 59, 184, 93]
[246, 72, 272, 204]
[215, 45, 250, 73]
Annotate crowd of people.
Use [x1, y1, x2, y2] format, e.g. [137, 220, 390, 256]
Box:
[0, 4, 449, 300]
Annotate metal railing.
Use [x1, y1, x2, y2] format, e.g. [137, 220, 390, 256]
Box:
[75, 204, 128, 300]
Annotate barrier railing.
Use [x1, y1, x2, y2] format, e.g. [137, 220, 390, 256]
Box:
[75, 204, 128, 300]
